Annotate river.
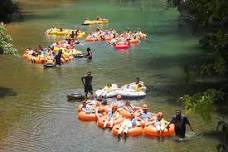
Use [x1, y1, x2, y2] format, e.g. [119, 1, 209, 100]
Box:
[0, 0, 220, 151]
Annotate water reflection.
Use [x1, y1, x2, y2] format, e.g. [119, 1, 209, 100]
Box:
[0, 87, 17, 98]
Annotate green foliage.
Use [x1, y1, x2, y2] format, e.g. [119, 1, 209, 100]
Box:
[168, 0, 228, 76]
[200, 55, 225, 76]
[179, 89, 223, 121]
[0, 25, 18, 55]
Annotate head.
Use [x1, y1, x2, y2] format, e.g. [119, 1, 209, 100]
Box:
[130, 113, 135, 119]
[87, 47, 91, 52]
[176, 110, 182, 118]
[136, 77, 140, 84]
[107, 83, 112, 87]
[142, 104, 148, 112]
[157, 112, 164, 120]
[116, 95, 122, 101]
[59, 49, 62, 54]
[112, 105, 118, 112]
[82, 101, 87, 107]
[87, 71, 91, 76]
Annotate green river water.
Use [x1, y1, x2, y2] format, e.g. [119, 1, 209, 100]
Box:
[0, 0, 221, 151]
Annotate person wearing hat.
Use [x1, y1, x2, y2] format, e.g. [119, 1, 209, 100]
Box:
[81, 71, 93, 98]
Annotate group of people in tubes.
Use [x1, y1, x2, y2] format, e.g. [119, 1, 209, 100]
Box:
[22, 38, 93, 66]
[85, 28, 147, 49]
[79, 72, 193, 140]
[77, 94, 177, 139]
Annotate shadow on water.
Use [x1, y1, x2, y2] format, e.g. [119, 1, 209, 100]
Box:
[146, 81, 227, 103]
[0, 87, 17, 98]
[19, 11, 60, 22]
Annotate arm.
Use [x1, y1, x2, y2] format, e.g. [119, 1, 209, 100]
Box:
[81, 76, 85, 85]
[188, 123, 193, 131]
[166, 117, 175, 129]
[186, 118, 193, 131]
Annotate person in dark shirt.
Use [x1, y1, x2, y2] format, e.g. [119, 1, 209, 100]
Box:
[55, 49, 62, 66]
[168, 110, 193, 138]
[81, 71, 93, 97]
[85, 47, 93, 60]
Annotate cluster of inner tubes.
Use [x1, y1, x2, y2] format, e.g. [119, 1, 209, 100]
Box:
[77, 96, 175, 139]
[22, 39, 83, 65]
[85, 28, 147, 49]
[22, 18, 147, 65]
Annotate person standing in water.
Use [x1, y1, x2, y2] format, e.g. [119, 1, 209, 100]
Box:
[81, 71, 93, 98]
[167, 110, 193, 138]
[55, 49, 62, 66]
[85, 47, 93, 60]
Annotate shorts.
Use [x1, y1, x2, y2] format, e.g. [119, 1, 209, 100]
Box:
[84, 85, 93, 93]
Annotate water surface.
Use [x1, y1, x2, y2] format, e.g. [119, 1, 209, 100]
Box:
[0, 0, 220, 151]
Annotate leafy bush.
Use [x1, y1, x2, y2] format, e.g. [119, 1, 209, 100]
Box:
[178, 89, 223, 121]
[0, 25, 18, 55]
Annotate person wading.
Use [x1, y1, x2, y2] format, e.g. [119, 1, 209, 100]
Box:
[81, 71, 93, 98]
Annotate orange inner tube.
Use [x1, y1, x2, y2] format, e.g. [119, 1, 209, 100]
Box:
[143, 124, 175, 137]
[97, 115, 107, 128]
[78, 111, 97, 121]
[118, 109, 131, 119]
[112, 125, 143, 137]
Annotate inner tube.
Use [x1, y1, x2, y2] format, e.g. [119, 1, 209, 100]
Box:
[73, 54, 84, 58]
[67, 93, 84, 101]
[43, 63, 56, 68]
[143, 124, 175, 137]
[117, 90, 146, 100]
[114, 44, 129, 49]
[112, 125, 143, 137]
[78, 111, 97, 121]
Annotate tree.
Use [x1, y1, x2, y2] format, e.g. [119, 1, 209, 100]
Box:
[0, 25, 18, 55]
[0, 0, 21, 23]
